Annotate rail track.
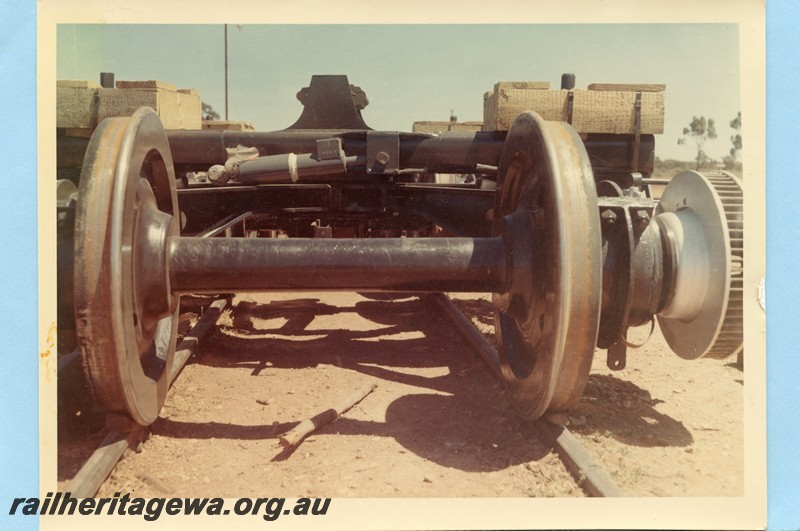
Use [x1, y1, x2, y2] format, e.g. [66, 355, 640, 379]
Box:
[58, 292, 625, 498]
[61, 298, 229, 497]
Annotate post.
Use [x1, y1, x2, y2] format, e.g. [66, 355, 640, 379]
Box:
[224, 24, 229, 120]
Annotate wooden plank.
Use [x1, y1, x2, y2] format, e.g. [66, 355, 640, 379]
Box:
[486, 89, 568, 131]
[588, 83, 666, 92]
[57, 80, 101, 89]
[97, 88, 162, 124]
[115, 79, 177, 91]
[57, 84, 99, 129]
[411, 121, 483, 134]
[572, 90, 664, 134]
[495, 81, 550, 90]
[177, 90, 202, 130]
[97, 87, 201, 130]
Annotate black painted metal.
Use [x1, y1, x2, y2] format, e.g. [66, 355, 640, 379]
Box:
[596, 196, 667, 355]
[176, 184, 495, 238]
[286, 75, 372, 130]
[164, 130, 505, 173]
[58, 131, 655, 184]
[100, 72, 114, 89]
[168, 236, 508, 294]
[560, 73, 576, 90]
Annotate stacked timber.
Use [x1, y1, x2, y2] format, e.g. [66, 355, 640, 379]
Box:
[57, 79, 202, 135]
[482, 81, 665, 134]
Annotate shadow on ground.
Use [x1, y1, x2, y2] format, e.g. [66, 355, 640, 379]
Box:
[156, 295, 552, 471]
[568, 374, 694, 448]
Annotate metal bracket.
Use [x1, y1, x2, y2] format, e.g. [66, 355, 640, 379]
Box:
[607, 338, 627, 371]
[566, 90, 575, 125]
[631, 91, 642, 172]
[287, 75, 372, 130]
[366, 131, 400, 175]
[311, 220, 333, 238]
[316, 138, 344, 161]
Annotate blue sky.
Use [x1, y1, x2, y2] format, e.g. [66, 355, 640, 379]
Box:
[56, 23, 741, 161]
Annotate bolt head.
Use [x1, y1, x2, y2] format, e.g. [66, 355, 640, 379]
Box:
[634, 210, 651, 229]
[601, 209, 618, 225]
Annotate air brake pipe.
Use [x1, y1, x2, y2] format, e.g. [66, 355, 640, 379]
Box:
[236, 153, 367, 184]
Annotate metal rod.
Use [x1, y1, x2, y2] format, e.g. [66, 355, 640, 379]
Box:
[642, 178, 670, 185]
[169, 236, 508, 294]
[224, 24, 229, 120]
[197, 211, 253, 238]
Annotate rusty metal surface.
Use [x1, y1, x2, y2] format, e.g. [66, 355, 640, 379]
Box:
[73, 108, 180, 426]
[491, 111, 602, 420]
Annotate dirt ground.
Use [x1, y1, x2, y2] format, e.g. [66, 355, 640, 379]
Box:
[58, 291, 743, 498]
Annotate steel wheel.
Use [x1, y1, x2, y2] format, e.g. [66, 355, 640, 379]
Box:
[492, 112, 602, 420]
[655, 170, 744, 359]
[74, 108, 180, 426]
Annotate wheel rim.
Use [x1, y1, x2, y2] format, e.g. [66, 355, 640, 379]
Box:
[492, 112, 602, 419]
[74, 107, 179, 426]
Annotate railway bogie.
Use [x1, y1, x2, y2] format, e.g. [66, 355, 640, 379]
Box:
[56, 75, 744, 426]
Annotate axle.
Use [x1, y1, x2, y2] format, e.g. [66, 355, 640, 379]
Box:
[168, 236, 509, 294]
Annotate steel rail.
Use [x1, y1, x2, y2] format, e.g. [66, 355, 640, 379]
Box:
[430, 292, 626, 497]
[63, 298, 229, 498]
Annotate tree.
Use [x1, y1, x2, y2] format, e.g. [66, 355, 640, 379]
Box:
[723, 112, 742, 170]
[202, 102, 220, 121]
[730, 111, 742, 157]
[681, 116, 718, 170]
